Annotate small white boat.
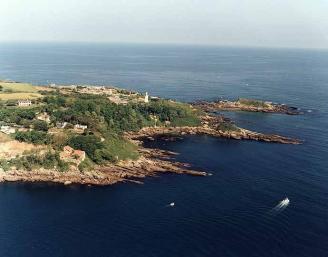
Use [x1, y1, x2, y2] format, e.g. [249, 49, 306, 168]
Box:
[280, 197, 290, 206]
[169, 202, 175, 207]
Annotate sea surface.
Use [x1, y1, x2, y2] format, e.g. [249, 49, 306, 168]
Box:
[0, 43, 328, 257]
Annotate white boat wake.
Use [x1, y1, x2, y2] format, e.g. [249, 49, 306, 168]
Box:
[274, 197, 290, 209]
[269, 198, 290, 214]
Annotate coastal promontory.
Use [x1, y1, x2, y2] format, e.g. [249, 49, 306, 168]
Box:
[193, 98, 300, 115]
[0, 80, 301, 186]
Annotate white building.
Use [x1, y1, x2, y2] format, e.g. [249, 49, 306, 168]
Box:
[56, 122, 68, 129]
[74, 124, 88, 130]
[17, 100, 32, 107]
[144, 92, 149, 103]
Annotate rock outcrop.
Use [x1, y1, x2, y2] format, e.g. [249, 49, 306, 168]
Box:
[0, 145, 207, 186]
[125, 122, 301, 145]
[193, 99, 300, 115]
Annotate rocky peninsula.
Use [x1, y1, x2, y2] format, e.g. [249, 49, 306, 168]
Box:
[193, 98, 301, 115]
[125, 115, 301, 145]
[0, 81, 301, 186]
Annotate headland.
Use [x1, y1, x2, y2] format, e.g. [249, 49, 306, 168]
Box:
[0, 80, 301, 186]
[193, 98, 301, 115]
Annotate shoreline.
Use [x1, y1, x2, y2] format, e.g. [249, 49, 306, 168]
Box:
[125, 114, 301, 145]
[126, 125, 301, 145]
[0, 143, 207, 186]
[1, 119, 300, 186]
[0, 82, 302, 186]
[193, 99, 301, 115]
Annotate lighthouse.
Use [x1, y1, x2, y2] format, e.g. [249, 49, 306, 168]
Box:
[144, 92, 149, 103]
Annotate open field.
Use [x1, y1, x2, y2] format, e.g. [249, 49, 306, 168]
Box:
[0, 81, 42, 100]
[0, 92, 42, 100]
[0, 140, 42, 159]
[0, 81, 38, 93]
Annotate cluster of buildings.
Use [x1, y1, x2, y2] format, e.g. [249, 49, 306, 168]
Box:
[78, 86, 113, 95]
[55, 122, 88, 131]
[50, 83, 114, 95]
[49, 83, 152, 105]
[107, 91, 150, 105]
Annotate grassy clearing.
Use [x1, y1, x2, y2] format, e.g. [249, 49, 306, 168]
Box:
[217, 122, 240, 132]
[238, 98, 269, 108]
[0, 82, 38, 93]
[0, 82, 42, 100]
[107, 136, 139, 161]
[0, 92, 42, 100]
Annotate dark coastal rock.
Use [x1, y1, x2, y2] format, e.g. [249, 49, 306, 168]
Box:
[125, 115, 302, 145]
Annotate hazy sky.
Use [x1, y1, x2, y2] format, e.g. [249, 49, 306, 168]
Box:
[1, 0, 327, 48]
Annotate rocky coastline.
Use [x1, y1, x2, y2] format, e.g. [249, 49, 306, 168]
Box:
[0, 117, 300, 186]
[125, 114, 301, 145]
[126, 126, 301, 145]
[193, 98, 301, 115]
[0, 84, 301, 186]
[0, 144, 207, 186]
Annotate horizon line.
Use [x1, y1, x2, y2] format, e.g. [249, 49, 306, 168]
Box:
[0, 40, 327, 51]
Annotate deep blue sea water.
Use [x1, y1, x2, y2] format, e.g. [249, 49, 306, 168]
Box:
[0, 43, 328, 257]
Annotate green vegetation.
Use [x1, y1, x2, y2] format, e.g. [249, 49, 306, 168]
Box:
[14, 130, 52, 145]
[0, 151, 69, 172]
[1, 83, 202, 172]
[0, 92, 42, 101]
[238, 98, 269, 108]
[49, 95, 200, 164]
[0, 82, 38, 93]
[144, 100, 201, 127]
[100, 134, 139, 161]
[217, 122, 240, 132]
[0, 82, 42, 100]
[33, 120, 49, 131]
[78, 157, 94, 172]
[0, 107, 38, 126]
[46, 94, 200, 132]
[69, 134, 103, 162]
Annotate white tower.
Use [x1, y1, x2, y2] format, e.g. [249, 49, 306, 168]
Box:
[144, 92, 149, 103]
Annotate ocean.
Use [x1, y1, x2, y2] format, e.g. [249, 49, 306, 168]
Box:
[0, 43, 327, 257]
